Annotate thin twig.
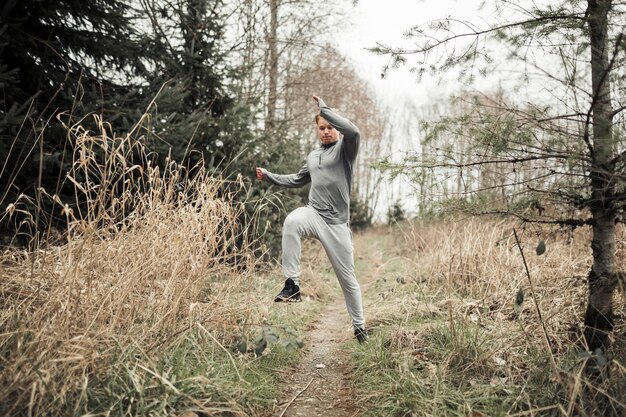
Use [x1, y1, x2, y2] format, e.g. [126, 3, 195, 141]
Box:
[279, 377, 314, 417]
[512, 228, 558, 371]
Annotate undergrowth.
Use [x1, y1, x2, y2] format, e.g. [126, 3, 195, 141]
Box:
[352, 219, 626, 417]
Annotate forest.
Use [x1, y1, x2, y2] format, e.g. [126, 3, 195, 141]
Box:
[0, 0, 625, 416]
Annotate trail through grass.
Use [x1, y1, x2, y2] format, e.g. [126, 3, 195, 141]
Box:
[1, 124, 624, 417]
[268, 228, 388, 417]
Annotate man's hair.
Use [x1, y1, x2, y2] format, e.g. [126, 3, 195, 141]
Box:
[315, 109, 340, 124]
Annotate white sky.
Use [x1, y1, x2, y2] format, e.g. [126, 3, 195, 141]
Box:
[332, 0, 511, 217]
[335, 0, 490, 105]
[329, 0, 581, 217]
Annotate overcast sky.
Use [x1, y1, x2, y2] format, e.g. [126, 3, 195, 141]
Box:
[333, 0, 502, 216]
[336, 0, 489, 105]
[329, 0, 581, 216]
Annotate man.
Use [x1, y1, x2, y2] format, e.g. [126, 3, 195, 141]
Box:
[255, 96, 367, 343]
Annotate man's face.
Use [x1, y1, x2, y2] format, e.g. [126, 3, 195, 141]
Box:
[317, 116, 339, 145]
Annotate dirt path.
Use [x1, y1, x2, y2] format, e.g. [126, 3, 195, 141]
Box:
[271, 231, 386, 417]
[272, 296, 359, 417]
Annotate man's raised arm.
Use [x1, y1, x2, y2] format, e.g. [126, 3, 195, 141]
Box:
[313, 96, 360, 160]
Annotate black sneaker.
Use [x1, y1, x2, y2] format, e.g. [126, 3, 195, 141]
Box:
[354, 328, 368, 343]
[274, 278, 301, 302]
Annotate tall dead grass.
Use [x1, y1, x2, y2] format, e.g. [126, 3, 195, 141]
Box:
[362, 217, 625, 416]
[402, 217, 626, 339]
[0, 115, 264, 415]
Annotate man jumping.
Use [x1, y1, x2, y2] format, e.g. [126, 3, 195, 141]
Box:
[255, 96, 367, 343]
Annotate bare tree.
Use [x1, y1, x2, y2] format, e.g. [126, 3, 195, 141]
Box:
[221, 2, 390, 222]
[225, 0, 345, 131]
[265, 0, 279, 131]
[283, 45, 389, 223]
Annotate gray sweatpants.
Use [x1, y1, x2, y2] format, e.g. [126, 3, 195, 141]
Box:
[282, 206, 365, 330]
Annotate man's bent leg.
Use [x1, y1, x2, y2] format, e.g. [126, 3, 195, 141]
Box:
[281, 206, 321, 284]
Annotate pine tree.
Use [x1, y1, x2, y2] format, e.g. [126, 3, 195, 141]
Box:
[0, 0, 147, 243]
[373, 0, 624, 355]
[139, 0, 259, 174]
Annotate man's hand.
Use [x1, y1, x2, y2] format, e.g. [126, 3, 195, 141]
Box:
[255, 167, 265, 181]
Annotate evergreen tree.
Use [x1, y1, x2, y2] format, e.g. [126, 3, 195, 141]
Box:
[0, 0, 147, 243]
[0, 0, 265, 244]
[139, 0, 261, 174]
[374, 0, 624, 355]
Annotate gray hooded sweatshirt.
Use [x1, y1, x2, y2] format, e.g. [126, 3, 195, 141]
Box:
[262, 99, 360, 224]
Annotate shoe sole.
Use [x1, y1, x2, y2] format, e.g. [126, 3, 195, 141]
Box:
[274, 295, 302, 302]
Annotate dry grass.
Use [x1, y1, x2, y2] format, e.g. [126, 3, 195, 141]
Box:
[0, 115, 286, 416]
[355, 217, 626, 416]
[399, 217, 597, 338]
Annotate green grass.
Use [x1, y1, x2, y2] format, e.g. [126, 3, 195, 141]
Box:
[351, 325, 530, 417]
[77, 334, 282, 416]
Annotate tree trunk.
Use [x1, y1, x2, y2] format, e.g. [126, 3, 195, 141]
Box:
[265, 0, 279, 131]
[584, 0, 617, 352]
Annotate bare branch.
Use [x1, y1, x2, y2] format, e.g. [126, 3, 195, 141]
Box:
[374, 14, 586, 57]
